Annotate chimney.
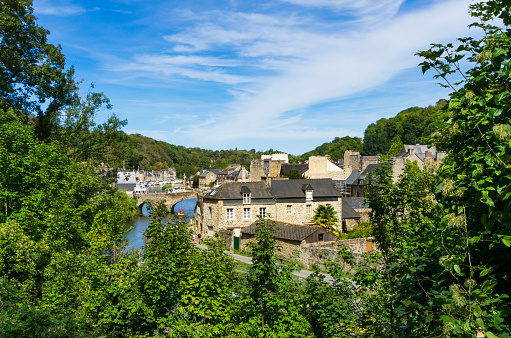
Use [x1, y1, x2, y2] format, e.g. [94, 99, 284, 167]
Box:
[425, 151, 432, 158]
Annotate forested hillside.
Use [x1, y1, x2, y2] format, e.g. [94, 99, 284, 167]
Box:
[362, 101, 448, 155]
[125, 133, 259, 176]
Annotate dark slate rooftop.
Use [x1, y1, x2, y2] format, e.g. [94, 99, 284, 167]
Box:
[358, 164, 381, 181]
[199, 169, 222, 178]
[242, 220, 321, 241]
[269, 179, 341, 199]
[205, 182, 273, 200]
[345, 170, 361, 185]
[342, 201, 361, 219]
[343, 197, 369, 209]
[281, 163, 309, 174]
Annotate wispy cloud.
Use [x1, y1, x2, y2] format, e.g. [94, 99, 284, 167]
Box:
[34, 0, 89, 16]
[36, 0, 475, 153]
[163, 0, 473, 150]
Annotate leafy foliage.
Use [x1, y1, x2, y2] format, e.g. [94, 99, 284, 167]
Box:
[362, 103, 447, 155]
[312, 204, 339, 235]
[291, 136, 362, 163]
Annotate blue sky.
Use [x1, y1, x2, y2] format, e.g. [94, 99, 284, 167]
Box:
[33, 0, 475, 155]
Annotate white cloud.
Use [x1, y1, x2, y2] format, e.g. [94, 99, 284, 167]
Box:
[172, 0, 473, 149]
[34, 0, 87, 16]
[111, 54, 250, 85]
[95, 0, 474, 153]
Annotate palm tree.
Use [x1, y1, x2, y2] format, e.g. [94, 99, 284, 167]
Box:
[312, 204, 339, 229]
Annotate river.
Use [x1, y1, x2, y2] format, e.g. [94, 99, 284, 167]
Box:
[125, 197, 197, 251]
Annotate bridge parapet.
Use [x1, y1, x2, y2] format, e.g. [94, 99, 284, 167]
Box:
[135, 191, 199, 213]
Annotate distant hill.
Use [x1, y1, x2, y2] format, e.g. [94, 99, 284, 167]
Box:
[125, 134, 260, 177]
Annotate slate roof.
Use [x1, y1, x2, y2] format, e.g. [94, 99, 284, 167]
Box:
[396, 144, 438, 161]
[199, 169, 222, 178]
[281, 163, 309, 174]
[345, 170, 361, 185]
[205, 182, 273, 200]
[357, 164, 381, 182]
[343, 197, 369, 209]
[269, 179, 341, 199]
[342, 202, 361, 219]
[242, 220, 321, 241]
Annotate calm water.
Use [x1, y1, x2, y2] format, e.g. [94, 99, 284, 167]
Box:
[125, 198, 197, 251]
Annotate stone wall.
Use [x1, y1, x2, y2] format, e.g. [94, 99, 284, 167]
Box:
[217, 229, 233, 248]
[355, 208, 371, 223]
[239, 235, 377, 270]
[299, 238, 377, 269]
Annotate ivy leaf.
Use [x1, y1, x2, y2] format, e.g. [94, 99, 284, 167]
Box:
[502, 235, 511, 247]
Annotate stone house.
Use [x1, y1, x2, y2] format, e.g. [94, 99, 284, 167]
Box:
[343, 150, 380, 171]
[343, 164, 381, 198]
[341, 201, 362, 232]
[198, 169, 222, 188]
[343, 197, 370, 223]
[391, 144, 447, 181]
[240, 220, 337, 259]
[194, 178, 344, 249]
[216, 164, 249, 185]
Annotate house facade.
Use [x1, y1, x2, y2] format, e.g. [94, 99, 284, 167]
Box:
[193, 179, 344, 246]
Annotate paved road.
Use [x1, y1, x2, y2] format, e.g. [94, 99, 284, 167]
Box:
[193, 242, 333, 282]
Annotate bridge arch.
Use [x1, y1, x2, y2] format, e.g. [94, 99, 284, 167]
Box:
[134, 191, 199, 214]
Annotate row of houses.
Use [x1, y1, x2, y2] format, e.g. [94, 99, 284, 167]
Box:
[193, 144, 445, 253]
[193, 178, 369, 249]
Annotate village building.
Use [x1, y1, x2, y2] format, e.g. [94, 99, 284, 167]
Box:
[194, 178, 346, 250]
[391, 144, 447, 181]
[198, 169, 222, 188]
[343, 197, 371, 223]
[240, 220, 337, 258]
[216, 164, 249, 185]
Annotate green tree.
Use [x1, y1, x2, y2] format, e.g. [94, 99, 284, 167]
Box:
[312, 204, 339, 234]
[377, 0, 511, 335]
[0, 0, 79, 139]
[386, 135, 403, 158]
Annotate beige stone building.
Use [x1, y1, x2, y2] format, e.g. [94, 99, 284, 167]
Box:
[198, 169, 221, 188]
[391, 144, 447, 181]
[216, 164, 249, 185]
[304, 155, 352, 180]
[194, 179, 345, 249]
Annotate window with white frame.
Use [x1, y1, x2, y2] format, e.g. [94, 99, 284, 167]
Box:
[209, 207, 213, 219]
[286, 205, 292, 214]
[259, 207, 267, 218]
[243, 193, 251, 204]
[306, 191, 313, 201]
[243, 208, 251, 220]
[226, 208, 234, 220]
[306, 204, 312, 214]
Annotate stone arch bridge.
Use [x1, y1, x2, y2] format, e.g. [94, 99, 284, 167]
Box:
[135, 191, 199, 214]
